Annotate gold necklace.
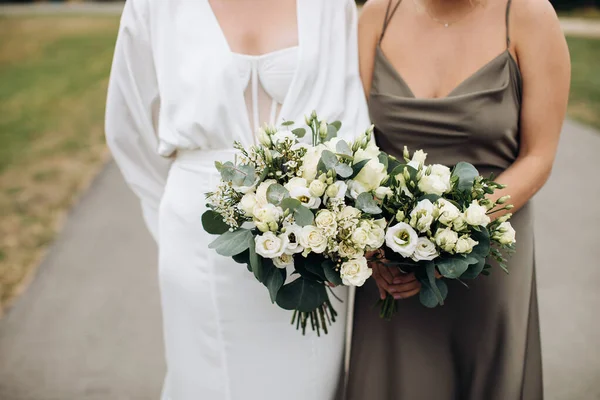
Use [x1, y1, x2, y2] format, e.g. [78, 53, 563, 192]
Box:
[413, 0, 480, 28]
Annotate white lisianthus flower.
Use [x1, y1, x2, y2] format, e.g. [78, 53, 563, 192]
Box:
[338, 241, 364, 259]
[273, 253, 295, 269]
[255, 232, 289, 259]
[453, 214, 468, 231]
[271, 130, 296, 144]
[256, 179, 277, 206]
[257, 127, 272, 147]
[375, 186, 393, 200]
[385, 222, 419, 257]
[411, 237, 439, 261]
[309, 179, 327, 197]
[315, 210, 338, 237]
[373, 218, 387, 229]
[435, 227, 459, 253]
[347, 180, 368, 199]
[239, 193, 258, 217]
[418, 173, 449, 196]
[253, 203, 283, 224]
[324, 137, 343, 153]
[256, 221, 270, 233]
[465, 200, 491, 227]
[324, 181, 348, 203]
[494, 222, 516, 245]
[352, 227, 370, 248]
[353, 141, 380, 163]
[407, 149, 427, 169]
[289, 186, 322, 209]
[301, 144, 327, 182]
[430, 164, 452, 187]
[436, 198, 461, 226]
[340, 257, 373, 287]
[299, 226, 328, 254]
[354, 159, 388, 193]
[455, 236, 479, 254]
[281, 224, 304, 255]
[409, 199, 435, 233]
[284, 177, 308, 192]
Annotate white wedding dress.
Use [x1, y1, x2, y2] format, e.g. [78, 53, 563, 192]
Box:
[105, 1, 369, 399]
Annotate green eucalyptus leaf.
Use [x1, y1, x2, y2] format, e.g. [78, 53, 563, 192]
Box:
[276, 277, 328, 312]
[294, 205, 315, 227]
[335, 163, 353, 178]
[330, 121, 342, 131]
[336, 140, 353, 157]
[351, 159, 370, 178]
[201, 210, 230, 235]
[471, 228, 491, 258]
[304, 260, 326, 281]
[435, 256, 470, 279]
[325, 125, 338, 141]
[461, 256, 486, 279]
[266, 184, 290, 205]
[248, 235, 264, 282]
[356, 192, 383, 215]
[452, 162, 479, 192]
[419, 194, 441, 203]
[218, 161, 237, 182]
[320, 150, 339, 170]
[281, 198, 301, 213]
[209, 229, 253, 257]
[378, 152, 389, 170]
[292, 128, 306, 138]
[232, 249, 250, 265]
[420, 279, 448, 308]
[263, 259, 286, 303]
[387, 156, 401, 174]
[323, 260, 343, 286]
[281, 121, 295, 127]
[426, 262, 444, 305]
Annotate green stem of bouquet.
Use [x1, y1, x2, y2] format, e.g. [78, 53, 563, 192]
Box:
[290, 300, 338, 336]
[377, 294, 398, 321]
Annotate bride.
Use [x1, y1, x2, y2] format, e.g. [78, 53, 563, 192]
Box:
[105, 0, 369, 399]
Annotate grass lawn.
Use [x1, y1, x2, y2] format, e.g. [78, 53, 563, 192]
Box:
[566, 36, 600, 131]
[0, 15, 120, 310]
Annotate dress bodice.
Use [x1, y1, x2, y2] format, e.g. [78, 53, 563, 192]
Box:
[233, 47, 299, 134]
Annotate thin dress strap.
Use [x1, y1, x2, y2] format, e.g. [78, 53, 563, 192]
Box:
[380, 0, 402, 43]
[505, 0, 513, 48]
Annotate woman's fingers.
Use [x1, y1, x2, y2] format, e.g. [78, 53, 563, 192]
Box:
[394, 286, 421, 300]
[392, 272, 417, 285]
[370, 265, 389, 300]
[386, 280, 421, 294]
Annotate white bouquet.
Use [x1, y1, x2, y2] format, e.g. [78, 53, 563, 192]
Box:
[202, 113, 389, 334]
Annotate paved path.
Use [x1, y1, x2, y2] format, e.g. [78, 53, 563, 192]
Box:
[560, 17, 600, 38]
[0, 120, 599, 399]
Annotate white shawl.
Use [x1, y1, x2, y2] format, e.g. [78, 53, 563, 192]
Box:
[106, 0, 370, 239]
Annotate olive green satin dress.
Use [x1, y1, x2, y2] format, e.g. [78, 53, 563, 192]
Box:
[347, 1, 543, 399]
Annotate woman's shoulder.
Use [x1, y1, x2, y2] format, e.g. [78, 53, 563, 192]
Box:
[510, 0, 560, 33]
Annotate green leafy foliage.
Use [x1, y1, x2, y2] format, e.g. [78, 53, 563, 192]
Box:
[356, 192, 382, 214]
[208, 229, 253, 257]
[201, 210, 230, 235]
[276, 277, 328, 313]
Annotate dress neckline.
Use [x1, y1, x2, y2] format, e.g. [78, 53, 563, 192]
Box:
[232, 46, 299, 59]
[374, 44, 522, 101]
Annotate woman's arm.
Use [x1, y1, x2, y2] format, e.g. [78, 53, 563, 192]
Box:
[358, 0, 386, 96]
[105, 0, 172, 241]
[492, 0, 570, 215]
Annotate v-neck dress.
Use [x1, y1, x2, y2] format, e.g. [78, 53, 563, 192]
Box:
[347, 1, 543, 399]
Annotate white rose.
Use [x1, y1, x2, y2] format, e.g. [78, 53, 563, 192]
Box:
[282, 224, 304, 255]
[352, 227, 370, 248]
[430, 164, 452, 188]
[338, 206, 361, 221]
[409, 199, 435, 233]
[271, 130, 296, 144]
[301, 144, 327, 182]
[374, 186, 393, 200]
[338, 241, 364, 259]
[299, 226, 328, 254]
[354, 159, 388, 193]
[256, 179, 277, 206]
[465, 200, 491, 227]
[455, 236, 479, 254]
[385, 222, 419, 257]
[239, 193, 258, 217]
[367, 225, 386, 249]
[407, 149, 427, 169]
[373, 218, 387, 229]
[418, 174, 449, 196]
[434, 227, 459, 253]
[340, 257, 373, 287]
[273, 253, 295, 269]
[494, 222, 516, 245]
[315, 210, 338, 237]
[255, 232, 288, 259]
[289, 186, 322, 209]
[347, 180, 369, 199]
[253, 203, 283, 224]
[309, 180, 327, 197]
[411, 237, 439, 261]
[436, 198, 461, 226]
[353, 141, 380, 163]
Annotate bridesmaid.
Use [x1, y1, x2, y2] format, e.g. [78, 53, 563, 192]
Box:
[348, 0, 569, 399]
